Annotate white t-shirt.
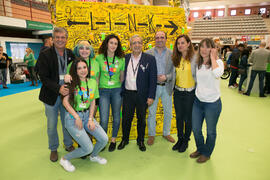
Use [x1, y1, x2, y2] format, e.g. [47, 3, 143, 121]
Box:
[195, 59, 224, 102]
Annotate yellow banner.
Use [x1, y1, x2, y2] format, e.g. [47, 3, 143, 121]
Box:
[54, 1, 187, 51]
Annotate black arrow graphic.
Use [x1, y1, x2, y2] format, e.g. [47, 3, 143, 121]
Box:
[156, 24, 162, 28]
[138, 23, 147, 26]
[115, 22, 126, 25]
[164, 21, 178, 35]
[96, 22, 106, 25]
[67, 20, 89, 26]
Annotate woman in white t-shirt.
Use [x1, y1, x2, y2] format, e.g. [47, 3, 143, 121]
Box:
[190, 38, 224, 163]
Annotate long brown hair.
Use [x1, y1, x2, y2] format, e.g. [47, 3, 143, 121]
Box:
[68, 57, 89, 107]
[98, 34, 124, 58]
[197, 38, 216, 69]
[172, 35, 194, 67]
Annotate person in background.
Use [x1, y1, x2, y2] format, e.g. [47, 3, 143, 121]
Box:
[171, 35, 197, 153]
[190, 38, 224, 163]
[264, 47, 270, 94]
[35, 37, 53, 74]
[244, 41, 270, 97]
[228, 44, 244, 88]
[24, 48, 38, 86]
[60, 58, 108, 172]
[117, 34, 157, 152]
[96, 34, 125, 152]
[146, 31, 175, 146]
[38, 27, 75, 162]
[238, 49, 250, 93]
[0, 46, 11, 89]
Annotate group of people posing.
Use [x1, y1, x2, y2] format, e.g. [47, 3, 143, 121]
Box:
[37, 27, 224, 172]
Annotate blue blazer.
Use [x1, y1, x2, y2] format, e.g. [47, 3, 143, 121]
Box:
[122, 52, 157, 103]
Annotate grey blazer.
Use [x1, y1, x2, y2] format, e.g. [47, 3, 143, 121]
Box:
[146, 47, 174, 96]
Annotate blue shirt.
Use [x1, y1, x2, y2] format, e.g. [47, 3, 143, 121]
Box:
[154, 47, 167, 75]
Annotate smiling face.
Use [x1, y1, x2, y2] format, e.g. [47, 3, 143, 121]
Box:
[53, 32, 67, 50]
[177, 37, 190, 54]
[200, 42, 211, 61]
[79, 46, 91, 60]
[77, 61, 88, 80]
[130, 36, 143, 55]
[107, 38, 118, 54]
[155, 31, 166, 49]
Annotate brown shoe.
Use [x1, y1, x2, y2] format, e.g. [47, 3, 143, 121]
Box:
[50, 151, 58, 162]
[190, 151, 201, 158]
[196, 155, 210, 163]
[147, 136, 155, 145]
[163, 135, 175, 143]
[65, 145, 75, 152]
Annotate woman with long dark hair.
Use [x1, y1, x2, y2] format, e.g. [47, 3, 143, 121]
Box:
[60, 58, 108, 172]
[171, 35, 197, 153]
[190, 38, 224, 163]
[96, 34, 125, 152]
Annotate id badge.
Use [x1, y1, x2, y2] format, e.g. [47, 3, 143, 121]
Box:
[59, 75, 65, 80]
[79, 103, 87, 109]
[108, 81, 114, 86]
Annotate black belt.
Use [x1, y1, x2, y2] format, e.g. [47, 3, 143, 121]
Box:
[157, 83, 165, 86]
[78, 109, 88, 112]
[126, 89, 137, 93]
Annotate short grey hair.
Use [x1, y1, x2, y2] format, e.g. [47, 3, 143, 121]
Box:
[52, 27, 68, 39]
[129, 34, 143, 44]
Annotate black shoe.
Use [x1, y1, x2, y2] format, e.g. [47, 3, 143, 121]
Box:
[108, 142, 116, 152]
[3, 86, 8, 89]
[137, 141, 146, 152]
[260, 94, 267, 97]
[243, 92, 250, 96]
[172, 140, 183, 151]
[118, 140, 129, 150]
[178, 141, 188, 153]
[65, 145, 75, 152]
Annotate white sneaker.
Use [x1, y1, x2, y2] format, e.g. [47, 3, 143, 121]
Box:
[229, 85, 235, 89]
[90, 155, 107, 165]
[60, 158, 75, 172]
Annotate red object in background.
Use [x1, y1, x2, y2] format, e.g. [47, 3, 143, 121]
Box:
[23, 69, 29, 75]
[241, 36, 247, 42]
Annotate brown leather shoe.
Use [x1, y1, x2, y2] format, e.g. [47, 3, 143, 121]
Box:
[65, 145, 75, 152]
[190, 151, 201, 158]
[196, 155, 210, 163]
[163, 135, 175, 143]
[50, 151, 58, 162]
[147, 136, 155, 145]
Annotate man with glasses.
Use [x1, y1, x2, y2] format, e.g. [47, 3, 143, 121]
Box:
[118, 35, 157, 151]
[38, 27, 75, 162]
[146, 31, 175, 145]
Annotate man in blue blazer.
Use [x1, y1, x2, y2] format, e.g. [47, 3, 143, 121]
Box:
[118, 35, 157, 151]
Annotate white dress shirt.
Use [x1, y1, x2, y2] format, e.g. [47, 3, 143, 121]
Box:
[125, 53, 142, 90]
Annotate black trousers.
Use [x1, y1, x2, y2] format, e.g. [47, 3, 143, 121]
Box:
[265, 72, 270, 93]
[173, 89, 195, 141]
[121, 90, 148, 143]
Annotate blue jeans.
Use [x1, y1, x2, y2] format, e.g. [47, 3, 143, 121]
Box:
[192, 97, 222, 157]
[64, 111, 108, 160]
[238, 71, 247, 91]
[99, 88, 122, 138]
[147, 85, 172, 136]
[246, 70, 266, 96]
[0, 68, 7, 87]
[44, 96, 73, 151]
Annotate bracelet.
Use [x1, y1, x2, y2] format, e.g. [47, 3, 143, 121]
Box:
[88, 117, 93, 121]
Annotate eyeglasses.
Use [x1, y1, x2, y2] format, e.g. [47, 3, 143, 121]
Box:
[131, 41, 143, 45]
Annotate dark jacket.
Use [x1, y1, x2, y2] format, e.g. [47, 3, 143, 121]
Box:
[230, 48, 241, 69]
[38, 47, 74, 105]
[122, 52, 157, 103]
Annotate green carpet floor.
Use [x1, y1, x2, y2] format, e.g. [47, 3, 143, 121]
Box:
[0, 80, 270, 180]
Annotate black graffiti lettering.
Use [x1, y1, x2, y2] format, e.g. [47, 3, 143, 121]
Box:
[138, 23, 147, 26]
[128, 14, 137, 31]
[115, 22, 126, 25]
[148, 15, 155, 32]
[90, 12, 97, 30]
[164, 21, 178, 35]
